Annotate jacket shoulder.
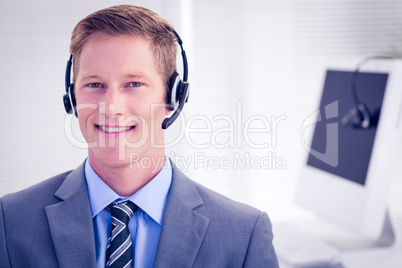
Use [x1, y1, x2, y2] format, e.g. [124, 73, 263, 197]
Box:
[0, 170, 72, 208]
[193, 179, 264, 222]
[171, 164, 265, 225]
[169, 165, 278, 267]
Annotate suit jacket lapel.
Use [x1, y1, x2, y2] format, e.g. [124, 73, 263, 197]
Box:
[153, 164, 209, 268]
[45, 162, 96, 268]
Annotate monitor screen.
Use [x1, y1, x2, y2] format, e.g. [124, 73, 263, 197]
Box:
[307, 70, 388, 186]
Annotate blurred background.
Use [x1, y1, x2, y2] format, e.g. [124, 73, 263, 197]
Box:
[1, 0, 401, 227]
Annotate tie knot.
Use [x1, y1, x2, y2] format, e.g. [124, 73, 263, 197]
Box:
[109, 201, 138, 226]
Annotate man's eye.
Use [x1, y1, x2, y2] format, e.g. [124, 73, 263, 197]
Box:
[89, 83, 101, 88]
[130, 82, 142, 87]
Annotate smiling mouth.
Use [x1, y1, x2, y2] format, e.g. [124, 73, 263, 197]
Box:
[97, 125, 135, 133]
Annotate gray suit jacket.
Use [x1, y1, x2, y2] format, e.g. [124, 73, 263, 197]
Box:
[0, 162, 279, 267]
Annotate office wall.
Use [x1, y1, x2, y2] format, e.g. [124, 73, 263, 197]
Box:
[1, 0, 401, 223]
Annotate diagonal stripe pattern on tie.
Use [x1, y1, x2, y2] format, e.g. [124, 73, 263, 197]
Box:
[106, 201, 138, 268]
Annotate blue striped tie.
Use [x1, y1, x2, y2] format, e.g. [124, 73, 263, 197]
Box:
[106, 201, 138, 268]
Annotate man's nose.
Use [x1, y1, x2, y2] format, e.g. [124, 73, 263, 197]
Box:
[102, 87, 127, 116]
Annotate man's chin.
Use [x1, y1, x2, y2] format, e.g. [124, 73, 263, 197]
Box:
[88, 148, 132, 167]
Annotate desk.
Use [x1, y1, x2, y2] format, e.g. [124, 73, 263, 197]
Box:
[274, 217, 402, 268]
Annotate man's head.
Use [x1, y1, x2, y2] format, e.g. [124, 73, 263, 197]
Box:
[70, 5, 177, 95]
[71, 5, 177, 171]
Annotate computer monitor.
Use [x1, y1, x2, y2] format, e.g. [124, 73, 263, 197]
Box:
[296, 58, 402, 243]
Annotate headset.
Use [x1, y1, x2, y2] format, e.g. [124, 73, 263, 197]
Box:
[63, 30, 190, 130]
[341, 55, 391, 129]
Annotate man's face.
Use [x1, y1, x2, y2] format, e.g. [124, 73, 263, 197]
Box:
[74, 34, 168, 168]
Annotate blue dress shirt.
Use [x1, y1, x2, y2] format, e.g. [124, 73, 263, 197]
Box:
[85, 158, 172, 268]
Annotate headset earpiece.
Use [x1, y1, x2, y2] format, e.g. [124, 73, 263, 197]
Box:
[63, 93, 72, 114]
[167, 72, 181, 111]
[341, 102, 370, 129]
[63, 83, 76, 114]
[162, 79, 189, 130]
[63, 55, 77, 117]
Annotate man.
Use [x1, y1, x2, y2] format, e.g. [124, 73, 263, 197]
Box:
[0, 5, 279, 267]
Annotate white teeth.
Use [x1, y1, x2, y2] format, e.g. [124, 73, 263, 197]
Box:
[99, 126, 133, 133]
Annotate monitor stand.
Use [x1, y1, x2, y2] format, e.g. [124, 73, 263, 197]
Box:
[341, 210, 401, 268]
[274, 210, 401, 268]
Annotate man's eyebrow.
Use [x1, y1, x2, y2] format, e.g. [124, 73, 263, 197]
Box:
[79, 73, 149, 81]
[80, 74, 101, 81]
[123, 73, 149, 79]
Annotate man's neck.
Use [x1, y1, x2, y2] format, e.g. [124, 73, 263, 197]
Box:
[88, 152, 166, 197]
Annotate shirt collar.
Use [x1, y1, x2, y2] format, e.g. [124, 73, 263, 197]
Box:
[85, 157, 172, 225]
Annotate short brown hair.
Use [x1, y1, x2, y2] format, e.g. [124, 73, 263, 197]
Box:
[70, 5, 177, 95]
